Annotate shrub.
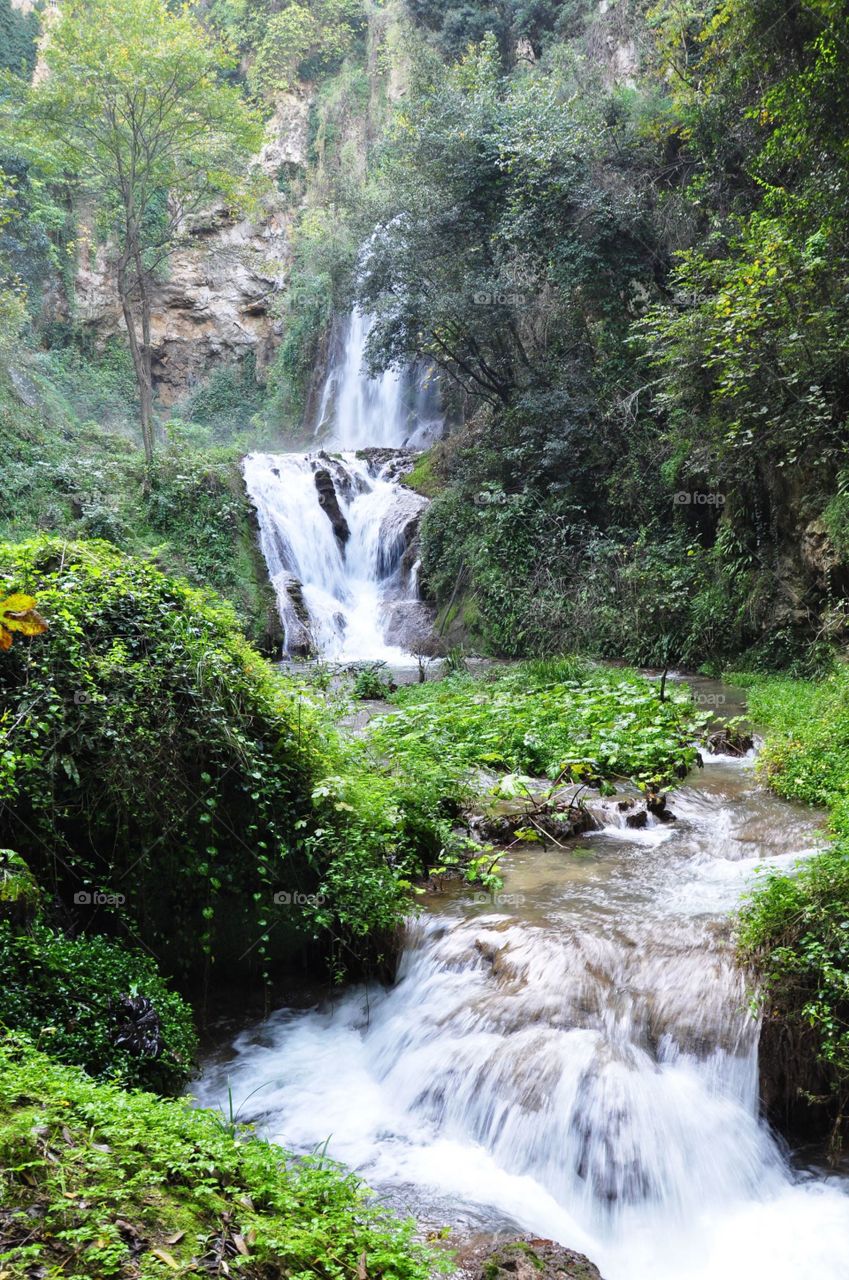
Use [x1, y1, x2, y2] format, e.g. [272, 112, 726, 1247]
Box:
[0, 537, 319, 979]
[735, 669, 849, 1146]
[0, 922, 197, 1094]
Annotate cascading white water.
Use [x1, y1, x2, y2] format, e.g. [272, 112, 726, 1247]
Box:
[314, 309, 441, 450]
[244, 309, 441, 660]
[196, 734, 849, 1280]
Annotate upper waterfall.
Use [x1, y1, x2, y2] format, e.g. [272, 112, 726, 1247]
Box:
[244, 310, 442, 661]
[314, 309, 441, 450]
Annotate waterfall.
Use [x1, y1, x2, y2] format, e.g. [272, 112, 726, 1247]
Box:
[245, 310, 441, 660]
[314, 309, 442, 450]
[196, 742, 849, 1280]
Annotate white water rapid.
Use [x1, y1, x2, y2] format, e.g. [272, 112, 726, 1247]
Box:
[197, 692, 849, 1280]
[244, 310, 440, 660]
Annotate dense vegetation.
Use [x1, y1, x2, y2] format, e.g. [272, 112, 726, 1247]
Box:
[0, 0, 848, 1252]
[0, 920, 197, 1094]
[736, 669, 849, 1149]
[344, 0, 849, 671]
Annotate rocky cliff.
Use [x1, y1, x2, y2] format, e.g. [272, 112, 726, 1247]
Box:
[71, 94, 310, 405]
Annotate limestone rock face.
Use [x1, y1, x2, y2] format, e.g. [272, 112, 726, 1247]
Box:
[72, 94, 312, 405]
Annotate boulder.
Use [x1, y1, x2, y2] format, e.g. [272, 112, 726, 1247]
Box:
[313, 468, 351, 547]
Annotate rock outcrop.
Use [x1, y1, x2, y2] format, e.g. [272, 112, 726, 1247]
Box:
[71, 92, 312, 405]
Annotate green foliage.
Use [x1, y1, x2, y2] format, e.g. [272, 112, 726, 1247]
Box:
[181, 352, 263, 434]
[0, 0, 38, 78]
[736, 669, 849, 1138]
[0, 1035, 440, 1280]
[367, 661, 705, 791]
[0, 537, 319, 978]
[0, 923, 197, 1094]
[144, 441, 284, 653]
[352, 666, 394, 698]
[248, 0, 366, 99]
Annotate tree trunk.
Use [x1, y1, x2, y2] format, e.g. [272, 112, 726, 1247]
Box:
[117, 255, 155, 465]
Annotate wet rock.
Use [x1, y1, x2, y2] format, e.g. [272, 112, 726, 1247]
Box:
[457, 1236, 604, 1280]
[625, 809, 647, 829]
[469, 805, 599, 844]
[314, 468, 350, 546]
[645, 790, 676, 823]
[111, 995, 164, 1058]
[276, 572, 313, 656]
[355, 447, 419, 479]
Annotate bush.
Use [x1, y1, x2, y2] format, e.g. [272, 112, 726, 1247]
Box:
[0, 922, 197, 1094]
[0, 537, 320, 979]
[0, 538, 454, 984]
[0, 1035, 439, 1280]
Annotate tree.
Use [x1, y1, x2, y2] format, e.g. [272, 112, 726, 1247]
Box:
[23, 0, 261, 462]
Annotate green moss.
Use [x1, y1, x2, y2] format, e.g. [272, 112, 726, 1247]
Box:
[405, 449, 443, 498]
[0, 1034, 439, 1280]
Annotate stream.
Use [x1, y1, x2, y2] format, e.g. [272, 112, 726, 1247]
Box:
[196, 681, 849, 1280]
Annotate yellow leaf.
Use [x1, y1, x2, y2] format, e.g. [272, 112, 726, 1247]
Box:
[3, 609, 47, 636]
[150, 1249, 180, 1269]
[0, 593, 36, 612]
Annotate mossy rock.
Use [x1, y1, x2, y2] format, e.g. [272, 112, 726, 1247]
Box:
[476, 1239, 604, 1280]
[0, 850, 41, 926]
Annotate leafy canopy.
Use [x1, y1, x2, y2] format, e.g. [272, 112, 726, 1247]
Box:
[22, 0, 262, 258]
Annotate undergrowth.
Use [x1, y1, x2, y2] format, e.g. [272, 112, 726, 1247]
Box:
[0, 1033, 439, 1280]
[734, 668, 849, 1148]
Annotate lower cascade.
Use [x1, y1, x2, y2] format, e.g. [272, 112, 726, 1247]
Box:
[244, 449, 430, 660]
[197, 731, 849, 1280]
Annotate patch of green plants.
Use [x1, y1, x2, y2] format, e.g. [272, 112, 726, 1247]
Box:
[734, 668, 849, 1145]
[366, 660, 704, 795]
[352, 665, 394, 699]
[0, 1033, 440, 1280]
[0, 921, 197, 1094]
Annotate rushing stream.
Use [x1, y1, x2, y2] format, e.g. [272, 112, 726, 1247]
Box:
[197, 681, 849, 1280]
